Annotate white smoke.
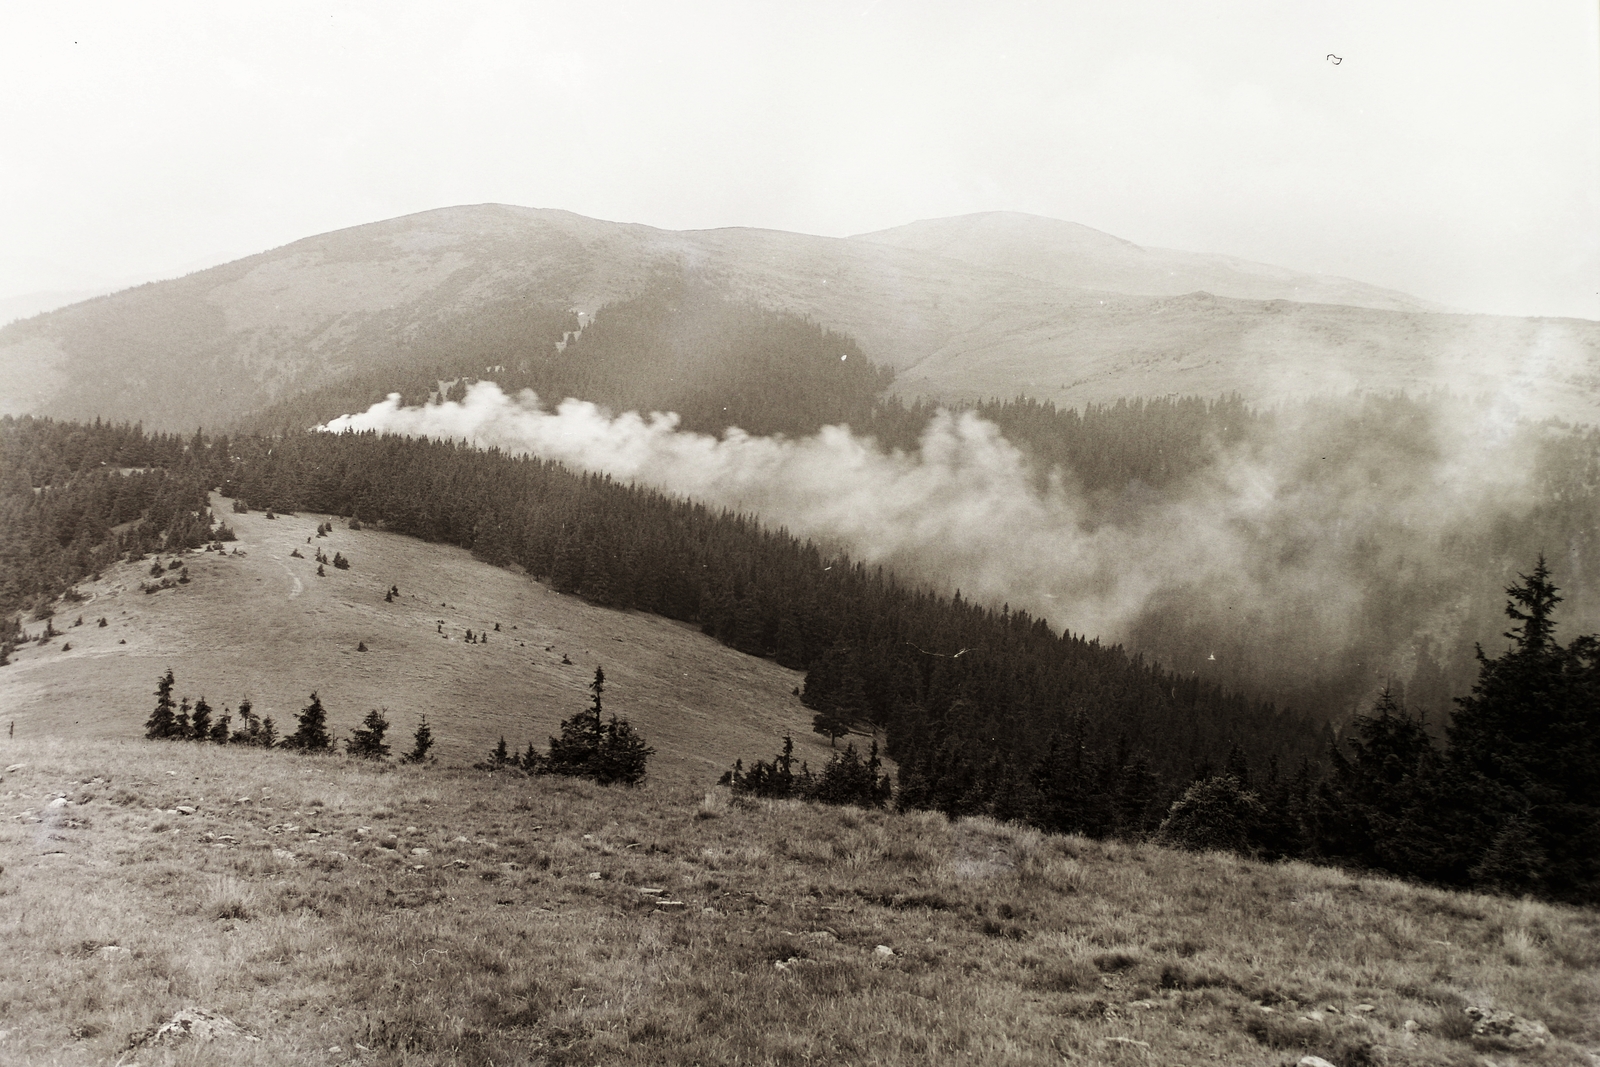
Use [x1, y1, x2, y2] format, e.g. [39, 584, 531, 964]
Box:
[321, 383, 1544, 680]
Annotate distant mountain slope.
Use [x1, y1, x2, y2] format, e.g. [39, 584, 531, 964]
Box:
[1, 204, 1597, 431]
[852, 211, 1449, 312]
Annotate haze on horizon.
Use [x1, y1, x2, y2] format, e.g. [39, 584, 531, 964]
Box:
[2, 1, 1596, 322]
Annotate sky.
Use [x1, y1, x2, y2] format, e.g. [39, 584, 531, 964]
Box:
[1, 1, 1596, 319]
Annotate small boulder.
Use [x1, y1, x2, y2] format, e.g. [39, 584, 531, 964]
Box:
[874, 945, 896, 958]
[1298, 1058, 1338, 1067]
[46, 797, 69, 810]
[1465, 1006, 1550, 1051]
[5, 763, 26, 773]
[124, 1007, 256, 1050]
[410, 847, 430, 857]
[655, 900, 687, 911]
[175, 805, 196, 816]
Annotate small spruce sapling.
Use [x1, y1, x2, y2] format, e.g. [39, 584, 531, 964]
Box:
[403, 716, 434, 763]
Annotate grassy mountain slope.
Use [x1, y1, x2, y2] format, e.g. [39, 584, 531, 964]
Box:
[0, 494, 832, 786]
[853, 211, 1451, 311]
[3, 205, 1596, 431]
[2, 736, 1596, 1065]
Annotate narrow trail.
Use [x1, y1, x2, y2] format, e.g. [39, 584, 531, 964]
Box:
[279, 561, 303, 599]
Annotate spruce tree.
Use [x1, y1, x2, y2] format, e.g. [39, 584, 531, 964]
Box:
[283, 691, 334, 751]
[189, 697, 213, 742]
[1444, 558, 1600, 902]
[403, 716, 434, 763]
[347, 708, 392, 759]
[144, 668, 178, 739]
[175, 698, 192, 740]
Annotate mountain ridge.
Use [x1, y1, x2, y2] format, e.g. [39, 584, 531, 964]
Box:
[2, 204, 1596, 431]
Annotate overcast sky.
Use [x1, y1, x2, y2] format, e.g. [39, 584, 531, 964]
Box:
[2, 1, 1596, 319]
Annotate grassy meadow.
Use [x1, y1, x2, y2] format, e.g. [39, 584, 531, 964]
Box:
[1, 737, 1598, 1066]
[0, 499, 1597, 1065]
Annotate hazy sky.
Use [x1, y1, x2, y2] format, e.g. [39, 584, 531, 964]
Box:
[2, 1, 1596, 319]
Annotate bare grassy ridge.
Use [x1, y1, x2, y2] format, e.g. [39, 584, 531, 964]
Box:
[2, 738, 1596, 1066]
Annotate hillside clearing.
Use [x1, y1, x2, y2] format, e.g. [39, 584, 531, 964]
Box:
[0, 495, 831, 785]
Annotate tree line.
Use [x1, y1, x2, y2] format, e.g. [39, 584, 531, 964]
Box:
[142, 666, 436, 763]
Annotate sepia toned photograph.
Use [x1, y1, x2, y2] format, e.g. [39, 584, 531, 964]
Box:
[1, 3, 1596, 1064]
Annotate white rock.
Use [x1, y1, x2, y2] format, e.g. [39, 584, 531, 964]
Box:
[4, 763, 25, 772]
[46, 797, 68, 810]
[874, 945, 896, 957]
[587, 871, 602, 880]
[1299, 1058, 1338, 1067]
[175, 805, 196, 815]
[410, 847, 430, 856]
[655, 900, 687, 910]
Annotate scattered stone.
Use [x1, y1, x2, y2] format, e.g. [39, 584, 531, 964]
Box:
[328, 1046, 342, 1053]
[97, 945, 131, 961]
[5, 763, 25, 773]
[874, 945, 896, 958]
[124, 1007, 256, 1050]
[405, 825, 417, 833]
[702, 907, 722, 918]
[454, 835, 470, 843]
[46, 797, 68, 810]
[636, 886, 665, 895]
[1465, 1006, 1550, 1051]
[1353, 1003, 1376, 1013]
[587, 871, 603, 880]
[175, 805, 195, 815]
[235, 797, 252, 804]
[1300, 1011, 1327, 1023]
[1298, 1058, 1337, 1067]
[410, 847, 430, 856]
[449, 859, 470, 869]
[655, 900, 687, 910]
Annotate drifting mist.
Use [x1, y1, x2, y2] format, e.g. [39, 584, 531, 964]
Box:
[322, 382, 1570, 715]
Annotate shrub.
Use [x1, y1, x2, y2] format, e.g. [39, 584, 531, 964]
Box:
[1156, 775, 1266, 854]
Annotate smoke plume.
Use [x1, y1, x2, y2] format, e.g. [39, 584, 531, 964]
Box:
[322, 382, 1563, 714]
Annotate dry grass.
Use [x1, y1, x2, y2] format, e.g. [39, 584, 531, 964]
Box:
[2, 737, 1596, 1066]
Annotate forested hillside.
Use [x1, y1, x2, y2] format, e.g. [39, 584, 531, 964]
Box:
[3, 414, 1595, 901]
[241, 279, 890, 439]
